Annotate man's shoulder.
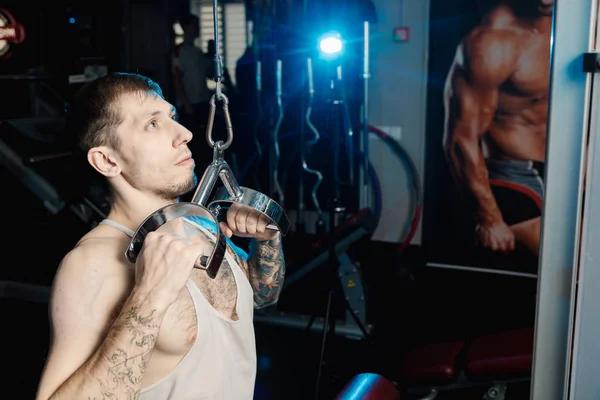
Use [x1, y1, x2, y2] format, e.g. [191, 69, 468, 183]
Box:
[464, 4, 523, 46]
[460, 14, 521, 75]
[56, 233, 131, 286]
[465, 26, 519, 51]
[482, 3, 521, 30]
[50, 234, 134, 330]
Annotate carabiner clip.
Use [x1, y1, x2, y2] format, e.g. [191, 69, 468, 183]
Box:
[206, 93, 233, 151]
[212, 140, 225, 162]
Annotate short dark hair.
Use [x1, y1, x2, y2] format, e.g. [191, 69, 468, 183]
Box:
[66, 72, 163, 158]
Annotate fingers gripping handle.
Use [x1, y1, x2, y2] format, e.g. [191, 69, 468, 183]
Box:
[193, 152, 289, 236]
[209, 186, 290, 236]
[125, 203, 228, 279]
[124, 156, 235, 280]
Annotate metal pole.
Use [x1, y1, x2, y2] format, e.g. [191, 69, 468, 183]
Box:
[529, 0, 594, 397]
[361, 21, 371, 209]
[566, 1, 600, 397]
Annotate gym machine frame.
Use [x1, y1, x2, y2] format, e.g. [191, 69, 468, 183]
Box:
[561, 1, 600, 399]
[528, 0, 599, 398]
[0, 75, 109, 227]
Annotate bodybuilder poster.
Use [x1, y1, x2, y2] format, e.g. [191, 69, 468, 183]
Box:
[423, 0, 553, 274]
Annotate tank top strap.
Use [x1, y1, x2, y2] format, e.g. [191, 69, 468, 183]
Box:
[99, 219, 135, 238]
[182, 217, 249, 278]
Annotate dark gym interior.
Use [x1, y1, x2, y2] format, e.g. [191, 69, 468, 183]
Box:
[1, 0, 568, 398]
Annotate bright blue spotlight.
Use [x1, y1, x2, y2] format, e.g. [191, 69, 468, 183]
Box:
[320, 36, 342, 54]
[319, 32, 343, 57]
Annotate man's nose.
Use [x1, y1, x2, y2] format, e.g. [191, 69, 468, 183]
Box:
[174, 125, 193, 147]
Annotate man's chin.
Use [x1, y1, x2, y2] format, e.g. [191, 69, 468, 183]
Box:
[178, 174, 199, 198]
[538, 5, 554, 15]
[189, 173, 199, 192]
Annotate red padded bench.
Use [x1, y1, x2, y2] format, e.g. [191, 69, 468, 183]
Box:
[336, 373, 402, 400]
[399, 340, 466, 387]
[464, 327, 534, 380]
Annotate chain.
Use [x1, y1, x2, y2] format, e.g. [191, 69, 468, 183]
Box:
[212, 0, 223, 100]
[205, 0, 233, 150]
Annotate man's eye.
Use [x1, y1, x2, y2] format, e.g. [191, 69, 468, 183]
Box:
[148, 120, 158, 130]
[172, 114, 180, 122]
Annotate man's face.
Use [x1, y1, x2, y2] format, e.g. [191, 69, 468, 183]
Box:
[113, 92, 197, 200]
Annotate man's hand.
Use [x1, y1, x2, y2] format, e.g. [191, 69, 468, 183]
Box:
[220, 203, 279, 242]
[476, 221, 515, 252]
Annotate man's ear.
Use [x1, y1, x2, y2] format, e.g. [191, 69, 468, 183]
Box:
[87, 147, 122, 178]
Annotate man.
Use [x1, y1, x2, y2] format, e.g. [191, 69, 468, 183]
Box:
[173, 13, 211, 132]
[35, 72, 285, 399]
[443, 0, 553, 258]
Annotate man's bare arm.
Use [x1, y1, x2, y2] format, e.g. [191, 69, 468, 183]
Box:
[50, 294, 166, 400]
[215, 234, 285, 309]
[443, 29, 515, 226]
[247, 235, 285, 308]
[36, 246, 170, 400]
[185, 215, 286, 308]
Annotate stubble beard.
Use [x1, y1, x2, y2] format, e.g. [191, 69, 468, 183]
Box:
[157, 171, 198, 201]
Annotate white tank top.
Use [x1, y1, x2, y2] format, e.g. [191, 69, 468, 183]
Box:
[99, 217, 257, 400]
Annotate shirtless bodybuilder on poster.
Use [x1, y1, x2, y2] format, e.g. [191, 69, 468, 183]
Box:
[443, 0, 553, 257]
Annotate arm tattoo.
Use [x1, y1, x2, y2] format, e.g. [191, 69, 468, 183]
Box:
[247, 236, 286, 308]
[184, 217, 285, 308]
[97, 306, 159, 399]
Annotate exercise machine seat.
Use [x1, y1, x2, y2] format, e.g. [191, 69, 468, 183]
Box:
[399, 341, 466, 386]
[336, 373, 402, 400]
[464, 327, 534, 380]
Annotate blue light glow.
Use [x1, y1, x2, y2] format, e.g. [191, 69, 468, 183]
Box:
[318, 32, 344, 58]
[320, 36, 342, 54]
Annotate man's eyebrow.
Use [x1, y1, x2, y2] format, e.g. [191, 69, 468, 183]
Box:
[142, 106, 177, 119]
[144, 110, 162, 119]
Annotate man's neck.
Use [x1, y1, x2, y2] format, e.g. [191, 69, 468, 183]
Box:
[525, 15, 552, 34]
[106, 192, 178, 234]
[507, 2, 553, 33]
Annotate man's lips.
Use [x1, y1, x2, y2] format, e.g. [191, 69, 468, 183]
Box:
[176, 156, 194, 166]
